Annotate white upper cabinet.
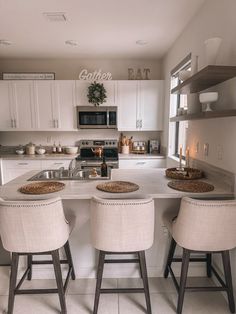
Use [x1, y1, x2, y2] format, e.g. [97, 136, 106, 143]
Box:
[139, 80, 164, 131]
[76, 80, 117, 107]
[34, 81, 56, 130]
[54, 81, 77, 130]
[0, 81, 14, 130]
[117, 80, 164, 131]
[117, 81, 138, 131]
[11, 81, 36, 130]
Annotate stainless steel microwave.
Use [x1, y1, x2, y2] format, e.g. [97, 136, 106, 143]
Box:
[77, 106, 117, 129]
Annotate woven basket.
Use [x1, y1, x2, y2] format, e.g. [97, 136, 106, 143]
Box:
[166, 167, 203, 180]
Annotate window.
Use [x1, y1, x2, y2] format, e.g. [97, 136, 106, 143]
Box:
[169, 54, 191, 158]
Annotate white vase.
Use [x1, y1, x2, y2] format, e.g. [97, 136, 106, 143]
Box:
[204, 37, 222, 65]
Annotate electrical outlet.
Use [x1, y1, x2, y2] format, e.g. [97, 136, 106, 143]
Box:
[204, 143, 209, 156]
[217, 144, 223, 160]
[195, 141, 199, 153]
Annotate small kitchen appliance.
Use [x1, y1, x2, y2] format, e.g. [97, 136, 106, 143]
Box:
[148, 140, 160, 154]
[132, 141, 147, 154]
[77, 106, 117, 129]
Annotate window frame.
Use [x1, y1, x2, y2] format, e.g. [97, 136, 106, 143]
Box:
[170, 53, 192, 158]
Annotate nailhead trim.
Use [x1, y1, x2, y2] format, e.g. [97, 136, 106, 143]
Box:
[92, 199, 153, 206]
[0, 199, 61, 208]
[183, 198, 236, 208]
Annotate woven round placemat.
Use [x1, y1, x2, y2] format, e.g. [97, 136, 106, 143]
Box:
[96, 181, 139, 193]
[19, 181, 65, 195]
[166, 168, 203, 180]
[168, 180, 214, 193]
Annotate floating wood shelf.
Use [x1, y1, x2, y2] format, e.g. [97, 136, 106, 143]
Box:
[170, 109, 236, 122]
[171, 65, 236, 94]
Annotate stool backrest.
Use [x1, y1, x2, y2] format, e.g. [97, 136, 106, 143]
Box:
[90, 196, 154, 252]
[0, 197, 70, 253]
[173, 197, 236, 251]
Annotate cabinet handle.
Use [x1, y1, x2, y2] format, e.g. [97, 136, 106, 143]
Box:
[136, 162, 146, 165]
[11, 119, 14, 128]
[54, 162, 64, 165]
[140, 119, 142, 129]
[18, 162, 29, 165]
[53, 119, 56, 128]
[57, 120, 59, 128]
[14, 119, 17, 128]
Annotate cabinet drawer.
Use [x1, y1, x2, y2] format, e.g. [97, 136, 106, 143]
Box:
[3, 160, 41, 169]
[41, 160, 72, 170]
[119, 159, 166, 169]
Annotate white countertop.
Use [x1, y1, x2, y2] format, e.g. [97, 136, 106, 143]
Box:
[0, 153, 77, 160]
[119, 153, 165, 159]
[0, 168, 233, 201]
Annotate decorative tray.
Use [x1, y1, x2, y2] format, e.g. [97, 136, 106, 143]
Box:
[168, 180, 214, 193]
[96, 181, 139, 193]
[19, 181, 65, 195]
[166, 167, 203, 180]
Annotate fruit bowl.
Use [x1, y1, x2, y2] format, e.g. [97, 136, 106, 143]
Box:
[199, 92, 218, 112]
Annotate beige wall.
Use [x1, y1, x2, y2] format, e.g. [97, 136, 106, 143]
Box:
[0, 58, 162, 80]
[162, 0, 236, 174]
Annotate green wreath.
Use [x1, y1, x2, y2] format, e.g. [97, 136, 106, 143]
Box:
[87, 81, 107, 106]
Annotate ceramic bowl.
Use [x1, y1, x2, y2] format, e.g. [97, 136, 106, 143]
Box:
[178, 70, 191, 82]
[65, 146, 78, 154]
[36, 148, 46, 155]
[16, 149, 25, 155]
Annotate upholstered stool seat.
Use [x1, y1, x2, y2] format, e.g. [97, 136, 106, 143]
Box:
[90, 195, 155, 314]
[0, 197, 76, 314]
[163, 197, 236, 314]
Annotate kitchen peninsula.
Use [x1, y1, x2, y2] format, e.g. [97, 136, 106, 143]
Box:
[0, 168, 233, 280]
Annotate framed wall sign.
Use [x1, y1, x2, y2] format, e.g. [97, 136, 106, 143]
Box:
[2, 72, 55, 80]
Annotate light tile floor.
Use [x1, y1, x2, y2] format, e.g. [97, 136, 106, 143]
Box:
[0, 267, 231, 314]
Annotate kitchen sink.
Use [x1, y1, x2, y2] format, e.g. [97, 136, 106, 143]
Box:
[28, 169, 110, 181]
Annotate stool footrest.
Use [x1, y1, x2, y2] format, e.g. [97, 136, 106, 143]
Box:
[104, 258, 139, 264]
[100, 288, 145, 294]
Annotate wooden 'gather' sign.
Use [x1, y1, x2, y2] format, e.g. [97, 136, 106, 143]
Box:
[79, 69, 112, 80]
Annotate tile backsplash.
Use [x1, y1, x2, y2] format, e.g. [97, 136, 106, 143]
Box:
[0, 130, 161, 147]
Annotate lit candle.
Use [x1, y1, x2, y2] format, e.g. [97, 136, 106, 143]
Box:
[179, 145, 183, 170]
[186, 146, 190, 168]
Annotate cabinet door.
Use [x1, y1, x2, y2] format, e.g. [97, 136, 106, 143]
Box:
[117, 81, 138, 131]
[119, 158, 166, 169]
[139, 80, 164, 131]
[0, 81, 14, 130]
[54, 81, 77, 130]
[2, 160, 41, 184]
[11, 81, 36, 129]
[41, 159, 72, 170]
[76, 80, 117, 107]
[34, 81, 56, 130]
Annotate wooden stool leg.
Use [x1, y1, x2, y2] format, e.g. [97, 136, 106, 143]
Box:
[206, 253, 212, 278]
[164, 238, 177, 278]
[139, 251, 152, 314]
[64, 241, 76, 280]
[222, 251, 235, 313]
[93, 251, 105, 314]
[52, 250, 67, 314]
[8, 253, 19, 314]
[27, 254, 33, 280]
[177, 249, 190, 314]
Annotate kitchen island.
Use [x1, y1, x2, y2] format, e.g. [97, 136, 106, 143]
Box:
[0, 168, 234, 280]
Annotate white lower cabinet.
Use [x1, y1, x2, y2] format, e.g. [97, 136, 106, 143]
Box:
[1, 159, 73, 185]
[119, 158, 166, 169]
[41, 160, 71, 170]
[2, 160, 42, 184]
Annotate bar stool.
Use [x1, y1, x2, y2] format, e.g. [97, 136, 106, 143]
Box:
[163, 197, 236, 314]
[90, 195, 155, 314]
[0, 197, 76, 314]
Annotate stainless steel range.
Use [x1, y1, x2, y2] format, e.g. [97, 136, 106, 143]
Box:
[76, 139, 119, 169]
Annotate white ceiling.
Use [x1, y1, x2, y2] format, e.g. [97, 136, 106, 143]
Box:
[0, 0, 205, 59]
